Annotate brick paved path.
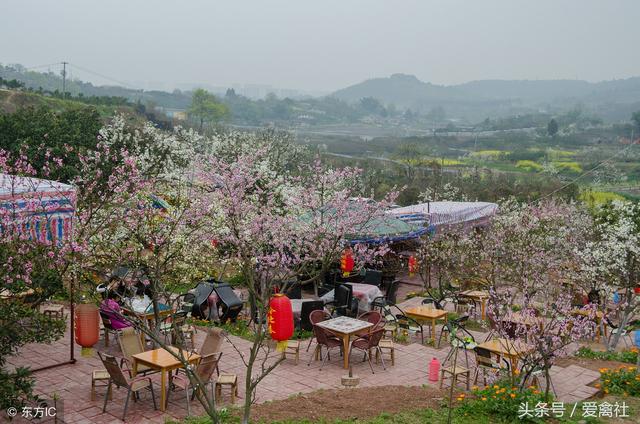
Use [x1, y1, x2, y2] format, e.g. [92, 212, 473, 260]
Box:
[6, 305, 601, 423]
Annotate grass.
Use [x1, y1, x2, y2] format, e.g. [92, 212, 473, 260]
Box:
[470, 150, 508, 160]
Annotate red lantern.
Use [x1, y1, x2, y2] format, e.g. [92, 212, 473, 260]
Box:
[75, 303, 99, 356]
[267, 294, 294, 352]
[408, 255, 418, 277]
[341, 248, 354, 277]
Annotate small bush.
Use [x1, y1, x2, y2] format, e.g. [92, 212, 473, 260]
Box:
[599, 366, 640, 396]
[457, 383, 549, 423]
[575, 346, 639, 364]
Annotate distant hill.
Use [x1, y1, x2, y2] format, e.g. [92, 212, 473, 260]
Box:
[332, 73, 640, 121]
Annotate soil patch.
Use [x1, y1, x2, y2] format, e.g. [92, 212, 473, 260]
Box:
[556, 356, 631, 374]
[249, 385, 447, 423]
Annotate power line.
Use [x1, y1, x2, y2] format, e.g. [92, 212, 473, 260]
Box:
[531, 137, 637, 204]
[23, 62, 63, 71]
[67, 62, 137, 89]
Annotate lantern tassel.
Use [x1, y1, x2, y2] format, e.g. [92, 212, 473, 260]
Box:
[276, 340, 288, 353]
[81, 347, 94, 357]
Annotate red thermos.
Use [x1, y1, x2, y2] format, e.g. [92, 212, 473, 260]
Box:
[429, 357, 440, 382]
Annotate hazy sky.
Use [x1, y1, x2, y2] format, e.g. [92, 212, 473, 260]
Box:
[2, 0, 639, 92]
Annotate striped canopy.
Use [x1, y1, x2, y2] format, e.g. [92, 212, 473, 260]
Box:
[0, 173, 75, 243]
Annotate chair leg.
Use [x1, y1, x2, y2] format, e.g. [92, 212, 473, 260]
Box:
[320, 347, 331, 371]
[150, 383, 157, 410]
[123, 387, 133, 421]
[307, 345, 320, 366]
[439, 370, 445, 388]
[473, 369, 479, 386]
[306, 337, 315, 352]
[103, 381, 112, 413]
[377, 347, 386, 370]
[104, 329, 109, 347]
[186, 387, 191, 416]
[366, 351, 375, 374]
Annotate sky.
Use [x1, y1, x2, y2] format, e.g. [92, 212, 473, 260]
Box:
[1, 0, 639, 93]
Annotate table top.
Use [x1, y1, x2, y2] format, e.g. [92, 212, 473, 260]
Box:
[404, 306, 448, 319]
[477, 338, 532, 357]
[132, 346, 200, 369]
[122, 306, 174, 318]
[503, 312, 544, 327]
[316, 316, 373, 335]
[458, 290, 489, 299]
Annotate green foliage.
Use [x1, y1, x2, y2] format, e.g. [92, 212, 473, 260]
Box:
[632, 111, 640, 132]
[579, 191, 626, 207]
[189, 88, 229, 130]
[457, 383, 549, 423]
[0, 105, 102, 182]
[575, 346, 639, 364]
[552, 161, 582, 173]
[600, 366, 640, 396]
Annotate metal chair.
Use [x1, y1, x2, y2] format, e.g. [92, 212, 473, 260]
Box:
[97, 352, 157, 422]
[307, 324, 343, 370]
[306, 309, 332, 352]
[350, 327, 387, 373]
[168, 352, 222, 416]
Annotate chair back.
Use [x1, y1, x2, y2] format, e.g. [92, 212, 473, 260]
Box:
[334, 284, 352, 308]
[212, 281, 244, 322]
[309, 309, 330, 326]
[200, 327, 227, 356]
[117, 327, 144, 363]
[195, 352, 222, 382]
[358, 311, 382, 327]
[474, 346, 496, 367]
[363, 269, 383, 286]
[367, 327, 385, 347]
[281, 281, 302, 299]
[99, 310, 115, 330]
[312, 324, 332, 346]
[301, 301, 325, 331]
[98, 352, 130, 388]
[385, 280, 400, 304]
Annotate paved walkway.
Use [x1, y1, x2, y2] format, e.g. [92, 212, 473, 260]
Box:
[6, 303, 602, 423]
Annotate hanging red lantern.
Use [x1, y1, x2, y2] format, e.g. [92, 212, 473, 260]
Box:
[341, 248, 355, 277]
[267, 294, 294, 352]
[75, 303, 99, 356]
[408, 255, 418, 277]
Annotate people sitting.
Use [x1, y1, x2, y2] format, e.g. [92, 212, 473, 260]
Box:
[100, 291, 131, 330]
[127, 286, 152, 313]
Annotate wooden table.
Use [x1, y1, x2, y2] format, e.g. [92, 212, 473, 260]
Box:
[477, 338, 532, 374]
[131, 346, 200, 411]
[458, 290, 489, 320]
[404, 306, 448, 346]
[503, 312, 544, 331]
[316, 316, 373, 369]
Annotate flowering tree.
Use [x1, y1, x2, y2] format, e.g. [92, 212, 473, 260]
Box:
[199, 147, 395, 423]
[578, 200, 640, 351]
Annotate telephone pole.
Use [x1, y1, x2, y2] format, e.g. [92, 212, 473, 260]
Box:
[61, 61, 68, 98]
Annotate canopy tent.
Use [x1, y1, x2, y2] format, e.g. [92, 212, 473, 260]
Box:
[0, 173, 75, 243]
[346, 214, 432, 245]
[388, 201, 498, 232]
[0, 173, 77, 372]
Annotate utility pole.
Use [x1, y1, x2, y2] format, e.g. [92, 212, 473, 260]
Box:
[61, 61, 68, 98]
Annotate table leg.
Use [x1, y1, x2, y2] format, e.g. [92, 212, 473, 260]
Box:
[431, 319, 437, 346]
[160, 369, 167, 411]
[342, 335, 350, 370]
[481, 299, 486, 321]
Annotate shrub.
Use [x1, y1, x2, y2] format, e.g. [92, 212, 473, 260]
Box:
[457, 382, 549, 423]
[599, 366, 640, 396]
[575, 346, 638, 364]
[516, 160, 544, 172]
[552, 161, 582, 173]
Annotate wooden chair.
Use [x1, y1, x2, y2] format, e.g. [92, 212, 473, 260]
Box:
[159, 310, 196, 349]
[440, 365, 471, 390]
[41, 303, 65, 320]
[472, 346, 508, 385]
[91, 370, 111, 401]
[282, 340, 301, 365]
[376, 339, 395, 366]
[215, 374, 238, 403]
[97, 352, 157, 421]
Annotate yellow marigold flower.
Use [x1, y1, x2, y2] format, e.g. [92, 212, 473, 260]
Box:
[594, 383, 601, 388]
[493, 385, 499, 389]
[459, 393, 465, 398]
[599, 368, 608, 373]
[481, 397, 487, 401]
[514, 369, 520, 375]
[528, 385, 536, 389]
[471, 386, 479, 391]
[510, 393, 516, 398]
[533, 390, 540, 395]
[511, 387, 517, 391]
[604, 389, 609, 394]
